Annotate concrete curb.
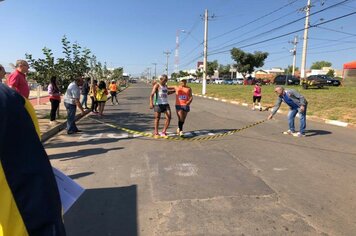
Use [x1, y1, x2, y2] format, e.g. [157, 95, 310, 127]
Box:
[192, 93, 354, 129]
[41, 110, 91, 143]
[41, 85, 130, 143]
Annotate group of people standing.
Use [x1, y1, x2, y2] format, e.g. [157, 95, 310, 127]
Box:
[47, 76, 121, 134]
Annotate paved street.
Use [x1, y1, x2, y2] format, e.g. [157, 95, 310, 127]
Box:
[45, 82, 356, 236]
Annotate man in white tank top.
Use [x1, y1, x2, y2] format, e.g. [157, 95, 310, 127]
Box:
[149, 75, 173, 137]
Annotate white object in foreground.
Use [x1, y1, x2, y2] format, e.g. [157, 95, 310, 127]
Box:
[52, 167, 85, 213]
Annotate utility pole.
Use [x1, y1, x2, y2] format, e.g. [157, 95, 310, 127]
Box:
[163, 51, 171, 76]
[300, 0, 311, 79]
[152, 63, 157, 80]
[175, 30, 185, 73]
[290, 36, 298, 76]
[202, 9, 209, 95]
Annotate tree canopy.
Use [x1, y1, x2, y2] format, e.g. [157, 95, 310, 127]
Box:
[230, 48, 268, 78]
[310, 61, 332, 70]
[25, 35, 123, 92]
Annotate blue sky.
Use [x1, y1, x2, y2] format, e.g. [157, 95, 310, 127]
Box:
[1, 0, 356, 76]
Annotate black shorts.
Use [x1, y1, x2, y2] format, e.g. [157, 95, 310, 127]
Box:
[175, 105, 190, 112]
[253, 96, 261, 103]
[154, 104, 170, 113]
[110, 91, 117, 96]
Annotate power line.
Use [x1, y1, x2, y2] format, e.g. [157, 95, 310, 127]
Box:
[209, 0, 352, 55]
[208, 10, 356, 56]
[209, 0, 299, 42]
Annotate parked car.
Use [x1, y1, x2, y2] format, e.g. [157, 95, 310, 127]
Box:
[233, 78, 244, 85]
[313, 75, 341, 86]
[223, 79, 233, 85]
[214, 78, 224, 84]
[273, 75, 300, 85]
[301, 75, 329, 89]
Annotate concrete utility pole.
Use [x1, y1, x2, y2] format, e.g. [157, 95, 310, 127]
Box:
[202, 9, 209, 95]
[152, 63, 157, 80]
[300, 0, 311, 79]
[175, 29, 185, 73]
[163, 51, 171, 76]
[291, 36, 298, 76]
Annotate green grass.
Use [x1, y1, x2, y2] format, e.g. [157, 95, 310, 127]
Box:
[174, 83, 356, 124]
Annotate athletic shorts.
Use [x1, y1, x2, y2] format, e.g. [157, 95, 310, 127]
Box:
[175, 105, 190, 112]
[110, 91, 117, 96]
[253, 96, 261, 103]
[154, 104, 170, 113]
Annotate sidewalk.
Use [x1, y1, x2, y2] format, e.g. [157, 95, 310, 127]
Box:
[35, 86, 128, 142]
[34, 99, 90, 142]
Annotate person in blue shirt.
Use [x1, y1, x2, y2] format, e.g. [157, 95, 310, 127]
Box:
[268, 86, 308, 137]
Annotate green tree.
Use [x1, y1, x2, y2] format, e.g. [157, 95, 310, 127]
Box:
[218, 64, 231, 78]
[326, 69, 335, 77]
[26, 47, 56, 86]
[111, 67, 123, 81]
[26, 35, 94, 92]
[310, 61, 332, 69]
[195, 70, 203, 79]
[207, 60, 219, 77]
[284, 65, 299, 74]
[230, 48, 268, 80]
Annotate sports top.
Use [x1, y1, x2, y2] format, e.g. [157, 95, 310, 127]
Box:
[175, 86, 190, 106]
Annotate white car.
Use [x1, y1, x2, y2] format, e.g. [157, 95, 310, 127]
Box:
[214, 79, 224, 84]
[233, 78, 244, 85]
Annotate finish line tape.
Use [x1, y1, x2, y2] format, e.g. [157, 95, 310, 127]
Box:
[88, 117, 267, 141]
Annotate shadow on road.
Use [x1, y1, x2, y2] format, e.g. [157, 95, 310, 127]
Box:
[305, 130, 332, 137]
[68, 171, 95, 180]
[45, 138, 119, 149]
[49, 147, 124, 161]
[64, 185, 138, 236]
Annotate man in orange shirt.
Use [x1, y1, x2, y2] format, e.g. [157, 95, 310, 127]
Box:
[8, 60, 30, 98]
[109, 80, 119, 105]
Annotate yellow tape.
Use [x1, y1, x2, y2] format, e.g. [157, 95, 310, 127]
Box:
[89, 117, 267, 141]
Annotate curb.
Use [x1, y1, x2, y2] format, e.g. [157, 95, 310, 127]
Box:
[41, 85, 130, 143]
[193, 93, 354, 129]
[41, 110, 91, 143]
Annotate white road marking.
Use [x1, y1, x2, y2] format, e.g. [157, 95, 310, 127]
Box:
[164, 163, 198, 177]
[79, 133, 103, 140]
[273, 168, 288, 171]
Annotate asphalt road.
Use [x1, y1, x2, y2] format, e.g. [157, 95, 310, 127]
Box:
[45, 82, 356, 236]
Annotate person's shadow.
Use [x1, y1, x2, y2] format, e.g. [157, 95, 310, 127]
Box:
[64, 185, 138, 236]
[305, 130, 332, 137]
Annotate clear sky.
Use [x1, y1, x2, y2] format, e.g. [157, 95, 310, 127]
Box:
[1, 0, 356, 76]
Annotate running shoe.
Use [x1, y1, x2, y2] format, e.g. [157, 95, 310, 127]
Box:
[283, 130, 295, 135]
[292, 132, 306, 137]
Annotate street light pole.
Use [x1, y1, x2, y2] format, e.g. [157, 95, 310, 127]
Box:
[163, 51, 171, 76]
[175, 29, 185, 73]
[300, 0, 311, 79]
[152, 63, 157, 80]
[202, 9, 208, 95]
[291, 36, 298, 76]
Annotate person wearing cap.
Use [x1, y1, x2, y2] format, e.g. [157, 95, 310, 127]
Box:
[170, 78, 193, 136]
[7, 60, 30, 98]
[109, 80, 119, 105]
[149, 75, 172, 137]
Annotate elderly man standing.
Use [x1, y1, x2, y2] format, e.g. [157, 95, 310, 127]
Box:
[7, 60, 30, 98]
[64, 77, 85, 135]
[268, 86, 308, 137]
